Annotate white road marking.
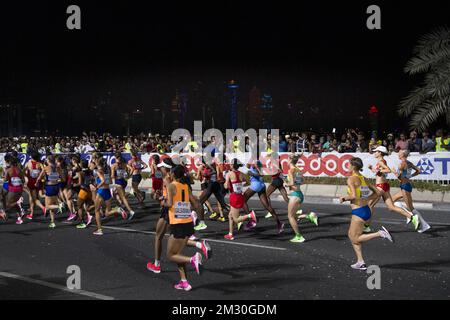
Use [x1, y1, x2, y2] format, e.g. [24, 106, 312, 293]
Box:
[0, 272, 114, 300]
[317, 212, 450, 226]
[99, 225, 287, 251]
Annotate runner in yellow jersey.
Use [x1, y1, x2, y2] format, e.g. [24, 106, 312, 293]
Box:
[340, 157, 394, 270]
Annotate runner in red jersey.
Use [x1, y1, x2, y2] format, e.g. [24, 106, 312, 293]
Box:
[223, 160, 257, 240]
[24, 151, 45, 220]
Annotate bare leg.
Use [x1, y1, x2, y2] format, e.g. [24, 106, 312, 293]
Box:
[348, 215, 382, 262]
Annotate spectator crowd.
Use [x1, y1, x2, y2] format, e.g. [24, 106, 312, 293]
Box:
[0, 128, 449, 154]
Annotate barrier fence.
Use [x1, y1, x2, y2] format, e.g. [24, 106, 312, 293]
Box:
[0, 152, 449, 184]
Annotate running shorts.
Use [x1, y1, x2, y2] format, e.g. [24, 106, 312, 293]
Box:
[132, 174, 142, 185]
[250, 181, 266, 195]
[376, 183, 390, 193]
[78, 189, 91, 201]
[352, 205, 372, 221]
[97, 188, 112, 201]
[400, 183, 413, 193]
[152, 178, 163, 192]
[116, 179, 127, 188]
[170, 222, 195, 239]
[270, 177, 284, 189]
[230, 193, 245, 209]
[27, 178, 41, 191]
[45, 185, 60, 197]
[289, 190, 304, 203]
[200, 182, 208, 191]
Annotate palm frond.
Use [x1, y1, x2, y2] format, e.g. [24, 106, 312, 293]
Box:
[413, 26, 450, 55]
[398, 86, 429, 116]
[405, 45, 450, 75]
[410, 97, 450, 132]
[424, 64, 450, 98]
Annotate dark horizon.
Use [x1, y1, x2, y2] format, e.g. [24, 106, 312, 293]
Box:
[1, 0, 449, 135]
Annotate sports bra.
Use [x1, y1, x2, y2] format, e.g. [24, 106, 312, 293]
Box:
[348, 173, 371, 199]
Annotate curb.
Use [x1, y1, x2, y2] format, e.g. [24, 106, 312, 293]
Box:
[135, 186, 446, 211]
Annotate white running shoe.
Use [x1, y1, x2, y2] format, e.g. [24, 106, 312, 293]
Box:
[416, 212, 431, 233]
[351, 261, 367, 270]
[379, 226, 394, 242]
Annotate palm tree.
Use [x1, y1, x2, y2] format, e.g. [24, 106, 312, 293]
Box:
[398, 26, 450, 132]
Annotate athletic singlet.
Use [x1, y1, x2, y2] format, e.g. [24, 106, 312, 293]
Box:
[151, 167, 163, 179]
[28, 161, 41, 179]
[288, 167, 303, 191]
[46, 168, 60, 184]
[348, 173, 371, 199]
[132, 161, 143, 170]
[230, 171, 244, 195]
[375, 160, 387, 177]
[96, 170, 111, 187]
[400, 161, 413, 179]
[8, 167, 23, 190]
[71, 167, 80, 185]
[249, 167, 263, 184]
[168, 181, 192, 225]
[116, 167, 128, 179]
[81, 169, 94, 189]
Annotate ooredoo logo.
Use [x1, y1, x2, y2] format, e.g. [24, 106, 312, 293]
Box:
[265, 154, 353, 176]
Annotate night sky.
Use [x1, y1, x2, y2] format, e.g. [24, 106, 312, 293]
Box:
[0, 0, 449, 134]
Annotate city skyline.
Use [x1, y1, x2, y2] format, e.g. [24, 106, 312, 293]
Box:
[1, 1, 449, 135]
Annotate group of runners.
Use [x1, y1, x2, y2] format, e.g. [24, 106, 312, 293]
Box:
[0, 146, 431, 290]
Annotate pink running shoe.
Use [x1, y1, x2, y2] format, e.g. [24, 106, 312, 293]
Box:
[146, 262, 161, 274]
[249, 211, 258, 223]
[16, 217, 23, 225]
[0, 210, 6, 221]
[224, 233, 234, 240]
[86, 213, 93, 226]
[190, 252, 203, 275]
[200, 240, 212, 260]
[243, 220, 256, 231]
[174, 280, 192, 291]
[67, 212, 76, 221]
[119, 207, 127, 220]
[26, 213, 33, 220]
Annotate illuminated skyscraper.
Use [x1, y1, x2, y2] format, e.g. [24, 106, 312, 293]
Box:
[228, 80, 239, 129]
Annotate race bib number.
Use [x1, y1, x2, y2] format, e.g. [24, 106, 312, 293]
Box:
[48, 172, 59, 182]
[155, 171, 163, 179]
[361, 186, 371, 199]
[11, 177, 22, 187]
[117, 169, 127, 179]
[30, 169, 40, 178]
[174, 202, 191, 219]
[294, 174, 302, 185]
[233, 182, 243, 195]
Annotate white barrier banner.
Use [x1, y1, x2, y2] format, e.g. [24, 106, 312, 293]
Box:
[1, 152, 449, 181]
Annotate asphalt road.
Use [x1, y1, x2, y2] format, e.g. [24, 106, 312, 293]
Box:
[1, 195, 449, 300]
